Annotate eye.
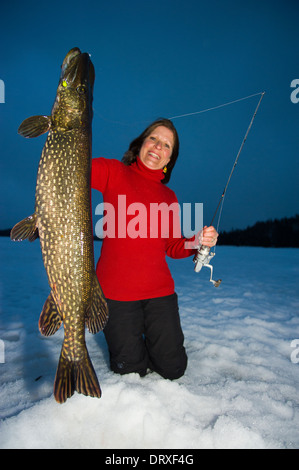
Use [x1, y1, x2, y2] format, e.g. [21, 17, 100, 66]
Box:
[76, 85, 86, 94]
[62, 80, 68, 88]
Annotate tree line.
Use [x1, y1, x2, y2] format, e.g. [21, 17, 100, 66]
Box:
[218, 214, 299, 248]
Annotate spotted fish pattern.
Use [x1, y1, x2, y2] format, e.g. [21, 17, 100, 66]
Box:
[11, 48, 108, 403]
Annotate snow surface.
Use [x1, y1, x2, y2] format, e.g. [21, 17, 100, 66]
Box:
[0, 237, 298, 449]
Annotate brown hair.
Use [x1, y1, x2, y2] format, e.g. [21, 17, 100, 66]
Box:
[122, 118, 179, 184]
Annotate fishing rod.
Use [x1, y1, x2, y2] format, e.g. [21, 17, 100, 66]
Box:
[193, 91, 265, 287]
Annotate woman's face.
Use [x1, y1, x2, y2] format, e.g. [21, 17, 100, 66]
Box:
[139, 126, 174, 171]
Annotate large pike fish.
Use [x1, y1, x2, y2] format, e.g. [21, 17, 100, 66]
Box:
[11, 47, 108, 403]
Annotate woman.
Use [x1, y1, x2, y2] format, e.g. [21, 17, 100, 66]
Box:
[91, 118, 218, 380]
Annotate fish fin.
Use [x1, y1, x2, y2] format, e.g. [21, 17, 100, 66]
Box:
[85, 274, 109, 334]
[18, 115, 51, 138]
[54, 345, 101, 404]
[39, 293, 62, 336]
[10, 214, 38, 242]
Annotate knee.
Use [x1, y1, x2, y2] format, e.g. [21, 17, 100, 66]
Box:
[162, 362, 187, 380]
[151, 353, 188, 380]
[110, 357, 148, 377]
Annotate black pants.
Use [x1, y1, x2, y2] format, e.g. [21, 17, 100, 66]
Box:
[104, 293, 187, 380]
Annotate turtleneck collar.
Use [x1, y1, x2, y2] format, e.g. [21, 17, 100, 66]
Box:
[130, 156, 165, 182]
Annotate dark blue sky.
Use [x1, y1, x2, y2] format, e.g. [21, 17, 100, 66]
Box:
[0, 0, 298, 232]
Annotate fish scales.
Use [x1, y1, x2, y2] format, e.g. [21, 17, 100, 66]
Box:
[11, 48, 109, 403]
[38, 130, 92, 358]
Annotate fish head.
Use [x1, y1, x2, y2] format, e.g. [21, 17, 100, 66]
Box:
[51, 47, 95, 131]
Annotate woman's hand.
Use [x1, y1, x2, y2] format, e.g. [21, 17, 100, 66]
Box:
[188, 226, 219, 250]
[193, 225, 218, 248]
[200, 226, 219, 247]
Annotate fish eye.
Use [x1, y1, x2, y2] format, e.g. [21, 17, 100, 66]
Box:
[77, 85, 86, 95]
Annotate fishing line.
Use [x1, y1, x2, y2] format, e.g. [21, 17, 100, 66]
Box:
[168, 91, 265, 120]
[94, 91, 265, 126]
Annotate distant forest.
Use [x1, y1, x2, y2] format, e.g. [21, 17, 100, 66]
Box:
[218, 214, 299, 248]
[1, 214, 298, 247]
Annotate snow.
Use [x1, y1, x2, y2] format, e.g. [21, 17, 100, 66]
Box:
[0, 237, 298, 449]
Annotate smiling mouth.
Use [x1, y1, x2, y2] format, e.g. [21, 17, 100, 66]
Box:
[148, 152, 160, 160]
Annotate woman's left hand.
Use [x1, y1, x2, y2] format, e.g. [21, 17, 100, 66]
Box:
[201, 225, 219, 247]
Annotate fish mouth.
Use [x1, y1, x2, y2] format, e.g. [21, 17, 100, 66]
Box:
[60, 47, 95, 90]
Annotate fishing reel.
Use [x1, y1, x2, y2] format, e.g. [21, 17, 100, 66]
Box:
[193, 245, 222, 287]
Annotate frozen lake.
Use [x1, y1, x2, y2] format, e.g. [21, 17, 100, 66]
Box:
[0, 237, 298, 448]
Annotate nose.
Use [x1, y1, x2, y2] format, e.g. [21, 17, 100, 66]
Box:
[154, 139, 162, 149]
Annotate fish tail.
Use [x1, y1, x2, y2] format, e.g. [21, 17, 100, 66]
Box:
[54, 344, 101, 404]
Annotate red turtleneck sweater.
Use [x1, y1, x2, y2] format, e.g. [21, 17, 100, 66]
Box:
[91, 157, 196, 301]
